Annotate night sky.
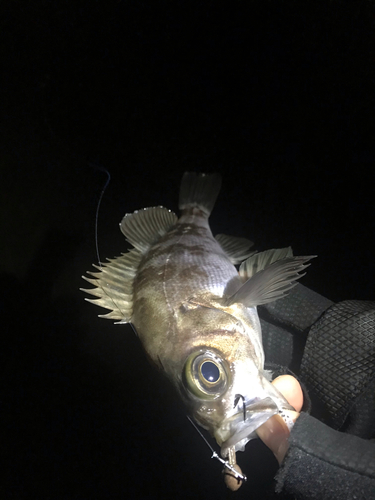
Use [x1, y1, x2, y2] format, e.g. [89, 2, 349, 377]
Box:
[2, 2, 375, 499]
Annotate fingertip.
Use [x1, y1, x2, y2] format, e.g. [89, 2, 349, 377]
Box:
[272, 375, 303, 412]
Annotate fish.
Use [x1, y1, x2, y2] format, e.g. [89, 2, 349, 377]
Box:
[81, 172, 314, 487]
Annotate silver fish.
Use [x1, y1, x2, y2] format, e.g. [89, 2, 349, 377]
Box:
[82, 172, 313, 485]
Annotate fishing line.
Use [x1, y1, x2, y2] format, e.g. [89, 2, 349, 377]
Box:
[88, 162, 111, 269]
[86, 163, 130, 323]
[186, 416, 247, 482]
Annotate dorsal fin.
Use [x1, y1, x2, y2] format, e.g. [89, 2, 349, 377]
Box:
[179, 172, 222, 216]
[81, 249, 143, 323]
[120, 206, 177, 252]
[239, 247, 293, 279]
[215, 233, 255, 265]
[228, 255, 316, 307]
[82, 207, 177, 324]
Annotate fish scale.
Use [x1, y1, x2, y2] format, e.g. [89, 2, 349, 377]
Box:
[136, 216, 241, 307]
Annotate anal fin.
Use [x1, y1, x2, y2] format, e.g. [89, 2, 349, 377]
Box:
[215, 233, 255, 265]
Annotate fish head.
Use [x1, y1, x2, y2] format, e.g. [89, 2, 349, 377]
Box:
[171, 295, 293, 458]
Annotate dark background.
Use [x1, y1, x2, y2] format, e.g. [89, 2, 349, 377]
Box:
[2, 1, 375, 499]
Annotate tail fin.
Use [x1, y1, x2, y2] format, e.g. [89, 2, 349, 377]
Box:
[178, 172, 222, 216]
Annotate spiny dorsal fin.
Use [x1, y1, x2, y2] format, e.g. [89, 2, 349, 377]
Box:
[82, 207, 177, 324]
[239, 247, 293, 279]
[215, 233, 255, 265]
[228, 255, 316, 307]
[120, 206, 177, 253]
[179, 172, 222, 216]
[81, 249, 143, 323]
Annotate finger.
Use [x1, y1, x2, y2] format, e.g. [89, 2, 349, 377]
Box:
[272, 374, 303, 412]
[256, 375, 303, 464]
[256, 413, 290, 464]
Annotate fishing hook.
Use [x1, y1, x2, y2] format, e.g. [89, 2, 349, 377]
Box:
[234, 394, 246, 422]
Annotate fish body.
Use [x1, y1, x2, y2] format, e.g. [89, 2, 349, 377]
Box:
[82, 172, 313, 466]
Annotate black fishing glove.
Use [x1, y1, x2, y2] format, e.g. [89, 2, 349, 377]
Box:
[258, 285, 375, 500]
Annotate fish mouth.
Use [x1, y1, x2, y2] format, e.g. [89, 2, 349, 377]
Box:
[218, 397, 279, 456]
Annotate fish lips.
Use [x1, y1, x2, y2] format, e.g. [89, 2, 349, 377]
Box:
[219, 397, 279, 457]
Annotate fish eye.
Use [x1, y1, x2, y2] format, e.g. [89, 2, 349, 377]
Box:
[183, 351, 229, 399]
[201, 361, 220, 383]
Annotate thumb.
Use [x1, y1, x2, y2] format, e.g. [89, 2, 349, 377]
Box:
[256, 375, 303, 464]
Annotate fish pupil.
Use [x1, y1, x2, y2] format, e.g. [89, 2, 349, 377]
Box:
[201, 361, 220, 383]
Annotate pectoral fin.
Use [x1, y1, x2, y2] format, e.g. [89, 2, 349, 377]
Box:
[228, 255, 316, 307]
[239, 247, 293, 279]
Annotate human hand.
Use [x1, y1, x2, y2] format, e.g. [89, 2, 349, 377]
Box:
[256, 375, 303, 464]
